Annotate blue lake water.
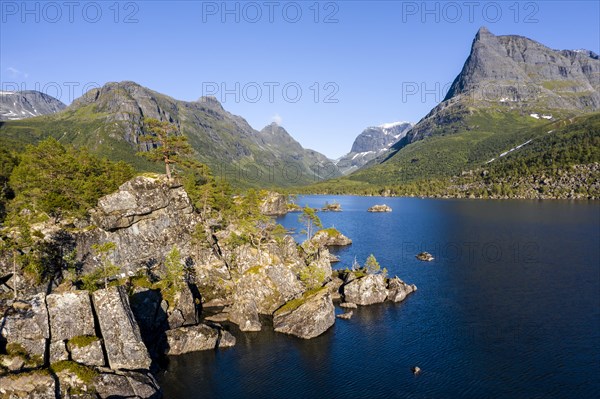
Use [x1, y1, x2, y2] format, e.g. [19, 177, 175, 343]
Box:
[159, 196, 600, 398]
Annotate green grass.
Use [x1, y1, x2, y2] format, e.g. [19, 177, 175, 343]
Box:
[274, 287, 325, 315]
[68, 335, 99, 349]
[50, 360, 98, 385]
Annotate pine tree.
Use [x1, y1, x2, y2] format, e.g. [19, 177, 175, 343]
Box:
[138, 118, 193, 180]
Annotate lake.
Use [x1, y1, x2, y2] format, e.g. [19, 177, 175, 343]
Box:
[158, 196, 600, 398]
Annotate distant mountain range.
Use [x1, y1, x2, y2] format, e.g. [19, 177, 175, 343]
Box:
[0, 90, 65, 121]
[1, 27, 598, 196]
[0, 82, 339, 187]
[335, 122, 413, 174]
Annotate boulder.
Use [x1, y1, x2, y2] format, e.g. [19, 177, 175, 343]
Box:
[260, 192, 288, 216]
[94, 370, 161, 399]
[228, 299, 262, 332]
[165, 324, 236, 355]
[92, 286, 151, 370]
[339, 302, 357, 309]
[342, 274, 388, 306]
[387, 277, 417, 302]
[367, 204, 392, 212]
[46, 291, 95, 341]
[0, 371, 56, 399]
[273, 288, 335, 339]
[0, 293, 49, 360]
[68, 338, 105, 367]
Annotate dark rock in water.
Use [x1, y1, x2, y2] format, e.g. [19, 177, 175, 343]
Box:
[92, 286, 152, 370]
[165, 324, 236, 355]
[273, 288, 335, 339]
[367, 204, 392, 212]
[416, 252, 434, 261]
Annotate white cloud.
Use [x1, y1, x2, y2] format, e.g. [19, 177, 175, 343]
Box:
[270, 114, 283, 125]
[6, 67, 28, 79]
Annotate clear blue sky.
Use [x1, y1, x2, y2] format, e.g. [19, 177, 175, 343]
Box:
[1, 1, 599, 158]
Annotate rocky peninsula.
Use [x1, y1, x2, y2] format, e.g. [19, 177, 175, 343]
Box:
[0, 175, 416, 397]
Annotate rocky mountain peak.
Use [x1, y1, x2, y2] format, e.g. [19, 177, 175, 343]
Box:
[0, 90, 66, 121]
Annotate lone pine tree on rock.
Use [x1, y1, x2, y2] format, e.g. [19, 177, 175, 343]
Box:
[138, 118, 193, 180]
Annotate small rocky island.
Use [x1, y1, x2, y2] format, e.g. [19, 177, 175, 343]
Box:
[416, 252, 435, 262]
[0, 176, 416, 397]
[368, 204, 392, 212]
[321, 202, 342, 212]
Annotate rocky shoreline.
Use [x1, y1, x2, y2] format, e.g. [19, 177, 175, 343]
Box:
[0, 176, 417, 398]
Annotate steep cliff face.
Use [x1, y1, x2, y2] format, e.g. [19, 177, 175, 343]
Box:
[403, 27, 600, 146]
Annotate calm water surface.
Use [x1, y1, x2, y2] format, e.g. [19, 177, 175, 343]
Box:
[159, 197, 600, 398]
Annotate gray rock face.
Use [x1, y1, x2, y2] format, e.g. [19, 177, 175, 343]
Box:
[83, 175, 201, 274]
[336, 122, 413, 174]
[402, 27, 600, 148]
[49, 340, 69, 363]
[0, 90, 65, 121]
[68, 339, 105, 367]
[228, 299, 262, 332]
[0, 371, 56, 399]
[387, 277, 417, 302]
[260, 191, 288, 216]
[46, 291, 95, 341]
[92, 286, 151, 370]
[273, 288, 335, 339]
[0, 294, 49, 359]
[342, 274, 388, 306]
[165, 324, 236, 355]
[94, 370, 161, 399]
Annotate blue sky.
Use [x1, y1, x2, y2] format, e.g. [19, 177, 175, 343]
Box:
[1, 1, 599, 158]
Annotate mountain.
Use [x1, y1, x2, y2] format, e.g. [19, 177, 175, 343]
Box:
[258, 122, 339, 180]
[0, 90, 66, 121]
[0, 81, 336, 187]
[335, 122, 413, 174]
[340, 27, 600, 186]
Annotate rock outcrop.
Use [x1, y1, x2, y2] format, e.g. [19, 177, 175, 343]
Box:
[260, 192, 288, 216]
[342, 274, 388, 306]
[46, 291, 96, 341]
[273, 288, 335, 339]
[387, 278, 417, 302]
[83, 175, 201, 274]
[0, 90, 66, 121]
[340, 272, 417, 307]
[0, 371, 56, 398]
[165, 324, 236, 355]
[368, 204, 392, 212]
[0, 294, 49, 362]
[92, 286, 152, 370]
[310, 229, 352, 247]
